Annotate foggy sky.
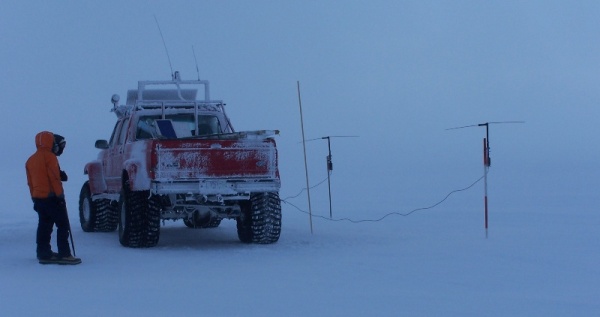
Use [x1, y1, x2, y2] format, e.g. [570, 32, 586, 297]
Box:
[2, 1, 598, 218]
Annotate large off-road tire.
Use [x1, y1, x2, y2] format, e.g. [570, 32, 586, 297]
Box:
[79, 181, 118, 232]
[236, 192, 281, 244]
[184, 214, 222, 229]
[118, 178, 161, 248]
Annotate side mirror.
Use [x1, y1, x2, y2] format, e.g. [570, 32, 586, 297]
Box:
[95, 140, 109, 149]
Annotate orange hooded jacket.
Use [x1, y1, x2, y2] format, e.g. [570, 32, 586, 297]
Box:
[26, 131, 64, 199]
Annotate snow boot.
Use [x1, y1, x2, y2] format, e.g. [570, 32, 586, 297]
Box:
[56, 255, 82, 265]
[38, 253, 59, 264]
[39, 255, 81, 265]
[37, 252, 59, 261]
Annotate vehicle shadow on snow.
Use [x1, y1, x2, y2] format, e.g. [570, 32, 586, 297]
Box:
[75, 220, 250, 251]
[152, 220, 261, 251]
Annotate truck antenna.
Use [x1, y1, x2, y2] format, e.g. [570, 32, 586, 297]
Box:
[192, 45, 201, 80]
[154, 15, 174, 79]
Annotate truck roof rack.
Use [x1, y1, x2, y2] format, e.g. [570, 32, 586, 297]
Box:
[112, 72, 225, 117]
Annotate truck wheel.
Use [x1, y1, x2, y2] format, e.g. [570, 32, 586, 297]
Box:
[118, 178, 161, 248]
[236, 192, 281, 244]
[103, 200, 119, 232]
[79, 181, 118, 232]
[144, 195, 161, 247]
[118, 179, 140, 247]
[236, 201, 253, 243]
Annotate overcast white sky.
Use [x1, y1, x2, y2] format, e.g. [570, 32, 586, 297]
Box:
[1, 1, 598, 217]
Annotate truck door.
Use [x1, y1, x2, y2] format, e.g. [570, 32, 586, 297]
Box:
[105, 118, 129, 192]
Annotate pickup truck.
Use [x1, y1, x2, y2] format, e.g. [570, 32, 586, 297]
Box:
[79, 72, 281, 247]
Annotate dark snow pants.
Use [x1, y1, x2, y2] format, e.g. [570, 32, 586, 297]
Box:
[33, 198, 71, 258]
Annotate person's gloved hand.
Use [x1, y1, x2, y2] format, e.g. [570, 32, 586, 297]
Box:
[60, 170, 68, 182]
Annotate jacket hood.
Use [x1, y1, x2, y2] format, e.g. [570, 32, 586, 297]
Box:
[35, 131, 55, 151]
[53, 134, 66, 156]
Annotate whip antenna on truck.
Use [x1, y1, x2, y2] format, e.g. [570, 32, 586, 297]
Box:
[192, 45, 201, 81]
[154, 15, 174, 78]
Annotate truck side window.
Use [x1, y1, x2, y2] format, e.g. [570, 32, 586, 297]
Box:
[118, 118, 129, 145]
[198, 115, 220, 135]
[108, 121, 121, 147]
[137, 116, 158, 139]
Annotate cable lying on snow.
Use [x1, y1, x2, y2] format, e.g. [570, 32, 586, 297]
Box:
[281, 174, 485, 223]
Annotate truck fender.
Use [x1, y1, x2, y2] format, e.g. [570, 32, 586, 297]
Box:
[123, 159, 151, 191]
[84, 160, 107, 194]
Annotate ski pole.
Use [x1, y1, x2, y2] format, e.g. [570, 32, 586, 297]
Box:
[62, 203, 76, 257]
[68, 224, 76, 257]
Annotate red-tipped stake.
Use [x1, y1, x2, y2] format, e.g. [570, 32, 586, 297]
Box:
[447, 120, 523, 238]
[483, 138, 489, 238]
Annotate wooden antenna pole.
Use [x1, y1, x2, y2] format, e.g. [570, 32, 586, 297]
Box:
[297, 81, 313, 233]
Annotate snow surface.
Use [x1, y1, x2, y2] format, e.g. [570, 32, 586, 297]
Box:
[1, 165, 598, 316]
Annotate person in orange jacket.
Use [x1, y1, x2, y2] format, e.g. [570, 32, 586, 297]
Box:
[25, 131, 81, 265]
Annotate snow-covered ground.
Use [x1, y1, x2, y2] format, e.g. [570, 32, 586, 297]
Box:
[1, 164, 598, 316]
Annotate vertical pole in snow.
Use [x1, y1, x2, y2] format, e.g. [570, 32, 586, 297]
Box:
[478, 122, 490, 238]
[483, 138, 489, 238]
[448, 121, 523, 237]
[297, 81, 313, 234]
[323, 136, 333, 218]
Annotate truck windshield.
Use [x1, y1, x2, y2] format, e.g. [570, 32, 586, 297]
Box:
[136, 114, 221, 139]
